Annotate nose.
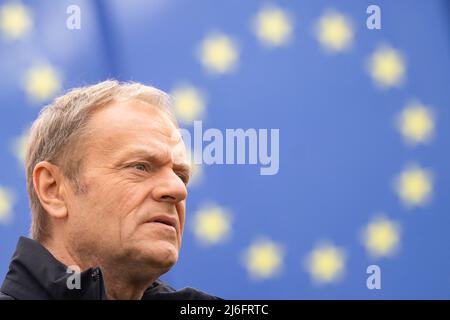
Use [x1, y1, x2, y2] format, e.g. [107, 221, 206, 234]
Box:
[151, 169, 187, 204]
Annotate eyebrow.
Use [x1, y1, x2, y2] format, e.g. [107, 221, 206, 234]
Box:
[116, 147, 192, 177]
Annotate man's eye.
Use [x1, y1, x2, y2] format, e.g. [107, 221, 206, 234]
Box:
[133, 163, 147, 172]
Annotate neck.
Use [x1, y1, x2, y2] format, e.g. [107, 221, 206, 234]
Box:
[41, 237, 158, 300]
[101, 266, 155, 300]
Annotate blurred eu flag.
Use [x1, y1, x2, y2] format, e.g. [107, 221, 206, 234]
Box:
[0, 0, 449, 299]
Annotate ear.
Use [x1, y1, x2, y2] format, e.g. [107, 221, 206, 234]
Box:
[33, 161, 68, 219]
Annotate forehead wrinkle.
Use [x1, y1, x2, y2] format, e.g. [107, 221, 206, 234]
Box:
[85, 101, 186, 168]
[115, 144, 190, 169]
[114, 145, 170, 164]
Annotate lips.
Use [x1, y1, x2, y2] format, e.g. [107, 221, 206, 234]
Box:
[146, 215, 178, 231]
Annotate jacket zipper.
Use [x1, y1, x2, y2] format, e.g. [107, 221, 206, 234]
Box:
[91, 268, 103, 300]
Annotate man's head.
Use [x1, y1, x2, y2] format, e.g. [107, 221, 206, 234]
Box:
[26, 80, 190, 276]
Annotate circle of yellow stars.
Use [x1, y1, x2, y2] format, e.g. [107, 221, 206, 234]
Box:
[2, 2, 439, 290]
[187, 5, 438, 287]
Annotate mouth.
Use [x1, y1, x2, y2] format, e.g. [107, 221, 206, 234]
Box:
[146, 215, 178, 232]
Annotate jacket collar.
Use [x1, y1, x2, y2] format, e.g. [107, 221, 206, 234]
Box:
[1, 237, 162, 300]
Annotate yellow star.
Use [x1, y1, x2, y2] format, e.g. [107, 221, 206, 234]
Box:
[362, 216, 400, 258]
[368, 46, 405, 88]
[11, 129, 29, 164]
[198, 32, 239, 74]
[192, 204, 231, 245]
[24, 64, 62, 103]
[0, 186, 15, 224]
[306, 242, 345, 284]
[243, 238, 284, 280]
[252, 5, 293, 47]
[395, 164, 433, 207]
[397, 101, 434, 145]
[0, 2, 32, 40]
[315, 11, 353, 52]
[171, 85, 205, 124]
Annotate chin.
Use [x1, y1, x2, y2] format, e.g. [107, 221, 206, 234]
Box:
[140, 240, 179, 270]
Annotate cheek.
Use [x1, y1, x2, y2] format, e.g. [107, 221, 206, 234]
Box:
[107, 182, 155, 233]
[81, 177, 146, 226]
[177, 201, 186, 233]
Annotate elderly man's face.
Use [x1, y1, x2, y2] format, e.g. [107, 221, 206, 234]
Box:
[65, 99, 189, 274]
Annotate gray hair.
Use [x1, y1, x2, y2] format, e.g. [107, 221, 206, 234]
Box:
[26, 80, 177, 241]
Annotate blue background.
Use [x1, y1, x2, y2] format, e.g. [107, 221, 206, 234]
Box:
[0, 0, 449, 299]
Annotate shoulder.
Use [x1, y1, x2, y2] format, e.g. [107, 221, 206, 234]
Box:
[143, 280, 222, 300]
[0, 291, 14, 300]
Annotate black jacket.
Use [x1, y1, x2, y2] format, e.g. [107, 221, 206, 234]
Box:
[0, 237, 220, 300]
